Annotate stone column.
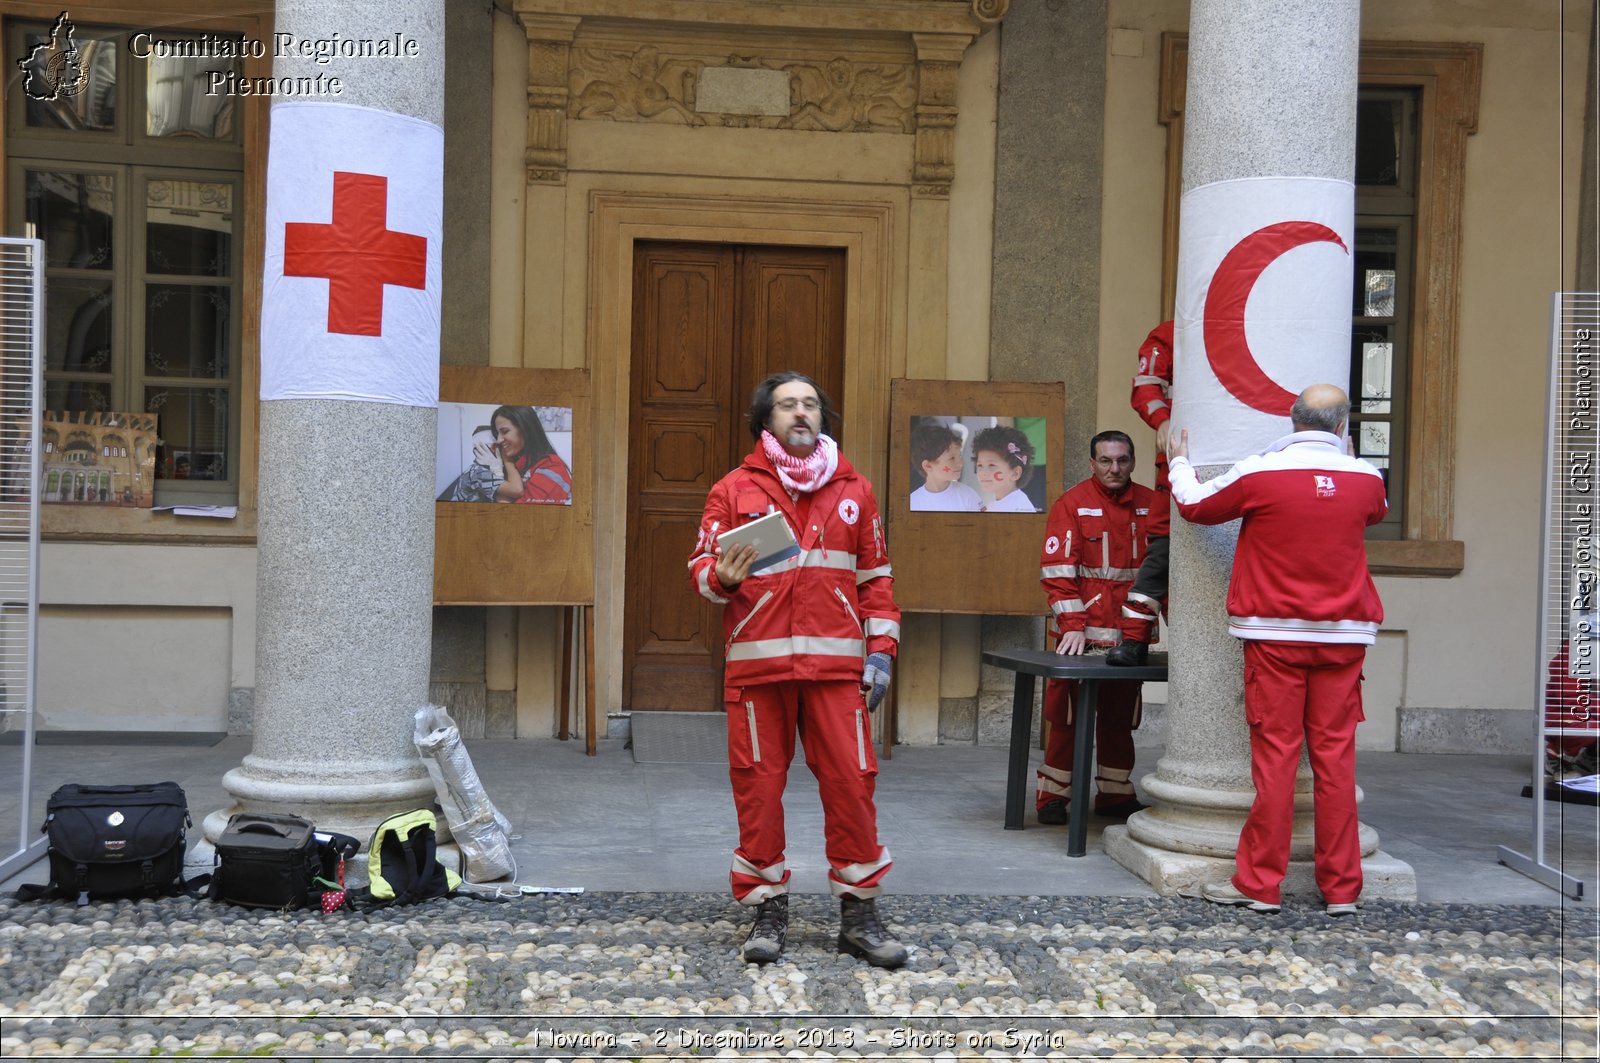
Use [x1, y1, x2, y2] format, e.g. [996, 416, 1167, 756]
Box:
[1103, 0, 1416, 901]
[203, 0, 445, 847]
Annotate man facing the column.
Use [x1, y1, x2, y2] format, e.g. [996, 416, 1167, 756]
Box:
[1035, 430, 1158, 823]
[688, 372, 906, 968]
[1168, 384, 1386, 915]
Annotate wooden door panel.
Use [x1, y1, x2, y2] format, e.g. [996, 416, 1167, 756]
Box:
[625, 244, 733, 710]
[625, 242, 846, 711]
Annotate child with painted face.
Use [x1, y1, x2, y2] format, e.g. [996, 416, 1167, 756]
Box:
[971, 425, 1037, 512]
[909, 422, 982, 512]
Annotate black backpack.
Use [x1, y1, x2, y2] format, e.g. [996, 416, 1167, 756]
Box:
[16, 782, 200, 905]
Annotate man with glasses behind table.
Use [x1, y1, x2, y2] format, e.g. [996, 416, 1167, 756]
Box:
[1034, 430, 1161, 824]
[689, 372, 906, 968]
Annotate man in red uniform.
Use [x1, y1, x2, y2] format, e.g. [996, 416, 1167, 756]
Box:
[1169, 384, 1386, 915]
[688, 372, 906, 968]
[1035, 430, 1159, 823]
[1109, 320, 1175, 666]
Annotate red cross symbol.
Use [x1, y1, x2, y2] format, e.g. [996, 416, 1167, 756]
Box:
[283, 171, 427, 337]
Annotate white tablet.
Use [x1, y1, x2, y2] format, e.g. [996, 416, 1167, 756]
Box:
[716, 510, 801, 574]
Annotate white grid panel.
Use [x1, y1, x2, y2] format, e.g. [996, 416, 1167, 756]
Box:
[0, 237, 42, 878]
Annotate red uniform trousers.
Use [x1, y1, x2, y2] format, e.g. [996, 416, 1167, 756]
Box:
[1036, 676, 1141, 811]
[1234, 640, 1366, 906]
[725, 679, 891, 905]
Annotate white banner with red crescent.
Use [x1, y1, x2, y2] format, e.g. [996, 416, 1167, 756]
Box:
[1172, 176, 1353, 466]
[261, 101, 443, 407]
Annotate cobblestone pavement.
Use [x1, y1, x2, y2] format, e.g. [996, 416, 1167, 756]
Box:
[0, 892, 1595, 1059]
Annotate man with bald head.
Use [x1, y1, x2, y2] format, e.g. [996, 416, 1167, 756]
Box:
[1167, 384, 1387, 916]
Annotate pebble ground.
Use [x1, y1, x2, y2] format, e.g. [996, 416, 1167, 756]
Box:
[0, 892, 1595, 1059]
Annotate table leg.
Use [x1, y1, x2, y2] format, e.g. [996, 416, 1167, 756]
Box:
[1005, 671, 1036, 830]
[1068, 679, 1098, 857]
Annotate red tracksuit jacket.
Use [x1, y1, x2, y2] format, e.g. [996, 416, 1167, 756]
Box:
[1169, 431, 1386, 644]
[689, 445, 900, 696]
[1040, 476, 1159, 647]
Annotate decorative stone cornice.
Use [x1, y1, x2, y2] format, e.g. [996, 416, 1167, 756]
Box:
[512, 0, 1008, 187]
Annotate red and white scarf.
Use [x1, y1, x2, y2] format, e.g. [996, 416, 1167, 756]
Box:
[761, 430, 838, 495]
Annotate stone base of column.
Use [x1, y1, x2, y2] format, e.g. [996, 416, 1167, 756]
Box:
[1103, 824, 1418, 901]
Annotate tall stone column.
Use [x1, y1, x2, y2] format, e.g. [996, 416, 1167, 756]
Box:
[203, 0, 445, 847]
[1104, 0, 1416, 900]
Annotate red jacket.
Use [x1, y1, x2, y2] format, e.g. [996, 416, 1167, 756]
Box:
[1131, 321, 1174, 432]
[1131, 321, 1175, 496]
[1040, 475, 1160, 647]
[1170, 432, 1386, 644]
[690, 444, 899, 696]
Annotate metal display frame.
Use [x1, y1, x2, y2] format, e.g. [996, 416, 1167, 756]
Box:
[1497, 293, 1595, 899]
[0, 237, 45, 883]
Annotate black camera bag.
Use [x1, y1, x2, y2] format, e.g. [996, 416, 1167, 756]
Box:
[17, 782, 192, 905]
[211, 811, 324, 909]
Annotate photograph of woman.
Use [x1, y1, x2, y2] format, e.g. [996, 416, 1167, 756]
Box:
[437, 403, 574, 506]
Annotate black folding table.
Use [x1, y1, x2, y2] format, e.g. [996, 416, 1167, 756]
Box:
[981, 648, 1169, 856]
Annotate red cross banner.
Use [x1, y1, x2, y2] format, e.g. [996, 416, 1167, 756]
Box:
[1171, 176, 1354, 465]
[261, 102, 443, 406]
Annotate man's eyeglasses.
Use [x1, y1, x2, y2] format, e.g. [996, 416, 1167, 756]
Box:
[773, 398, 821, 412]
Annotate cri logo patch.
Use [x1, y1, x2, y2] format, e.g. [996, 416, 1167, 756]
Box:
[838, 498, 860, 525]
[1314, 475, 1337, 498]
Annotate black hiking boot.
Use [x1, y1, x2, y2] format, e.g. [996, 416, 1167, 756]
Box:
[741, 894, 788, 964]
[837, 895, 908, 969]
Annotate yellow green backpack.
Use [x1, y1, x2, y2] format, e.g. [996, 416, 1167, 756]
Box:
[366, 808, 461, 906]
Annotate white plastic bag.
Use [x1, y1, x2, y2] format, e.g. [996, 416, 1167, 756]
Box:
[413, 705, 516, 882]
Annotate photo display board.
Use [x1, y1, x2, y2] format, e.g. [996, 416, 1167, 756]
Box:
[886, 379, 1065, 614]
[434, 367, 592, 605]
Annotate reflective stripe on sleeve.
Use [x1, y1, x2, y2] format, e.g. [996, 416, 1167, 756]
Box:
[855, 564, 893, 584]
[1041, 564, 1078, 579]
[1052, 598, 1085, 616]
[1133, 374, 1168, 388]
[864, 618, 900, 639]
[696, 564, 729, 604]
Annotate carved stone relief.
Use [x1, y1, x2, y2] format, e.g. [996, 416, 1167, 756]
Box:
[567, 45, 916, 134]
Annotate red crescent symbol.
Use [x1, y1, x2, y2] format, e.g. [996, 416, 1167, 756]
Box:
[1203, 221, 1348, 414]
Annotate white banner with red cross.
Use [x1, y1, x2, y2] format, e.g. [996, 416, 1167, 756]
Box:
[261, 101, 442, 407]
[1171, 176, 1354, 466]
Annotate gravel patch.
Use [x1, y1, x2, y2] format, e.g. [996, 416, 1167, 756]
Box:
[0, 892, 1594, 1058]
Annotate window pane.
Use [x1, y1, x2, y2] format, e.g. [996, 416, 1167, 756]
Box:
[147, 386, 228, 481]
[147, 180, 234, 276]
[26, 171, 114, 270]
[44, 380, 112, 413]
[21, 25, 118, 131]
[145, 52, 238, 139]
[1359, 421, 1391, 460]
[44, 278, 113, 373]
[1355, 97, 1402, 186]
[1360, 341, 1393, 415]
[145, 285, 230, 378]
[1352, 229, 1398, 317]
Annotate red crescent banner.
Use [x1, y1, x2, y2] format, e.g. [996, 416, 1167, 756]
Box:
[1173, 177, 1354, 465]
[1204, 221, 1348, 415]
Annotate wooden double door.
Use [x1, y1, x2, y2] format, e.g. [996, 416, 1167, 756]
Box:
[624, 241, 846, 711]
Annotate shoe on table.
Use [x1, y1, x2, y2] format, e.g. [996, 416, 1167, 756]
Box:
[1325, 900, 1359, 917]
[1201, 880, 1280, 913]
[1094, 797, 1146, 820]
[838, 895, 908, 969]
[741, 894, 788, 964]
[1037, 799, 1069, 825]
[1106, 639, 1148, 667]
